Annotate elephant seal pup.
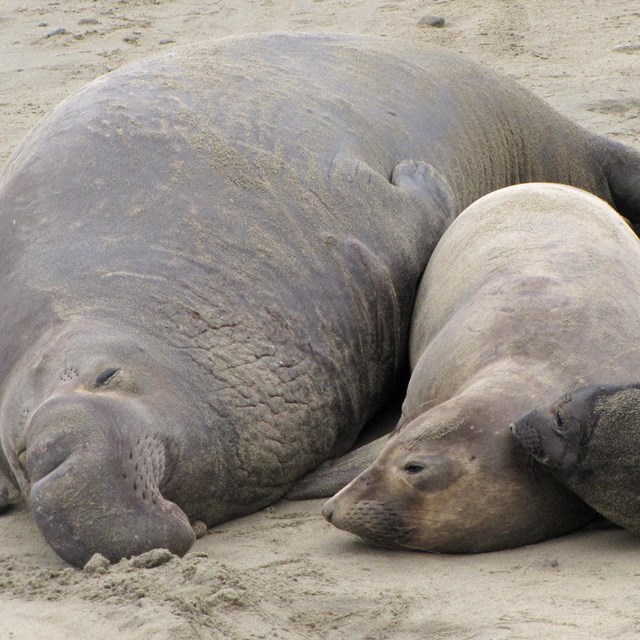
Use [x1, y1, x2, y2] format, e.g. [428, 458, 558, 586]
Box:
[512, 382, 640, 534]
[323, 183, 640, 552]
[1, 33, 640, 567]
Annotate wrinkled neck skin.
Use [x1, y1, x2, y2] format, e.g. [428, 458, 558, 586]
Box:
[0, 316, 212, 566]
[325, 360, 594, 553]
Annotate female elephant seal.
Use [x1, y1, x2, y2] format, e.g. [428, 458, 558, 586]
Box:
[512, 382, 640, 534]
[323, 183, 640, 552]
[0, 33, 639, 567]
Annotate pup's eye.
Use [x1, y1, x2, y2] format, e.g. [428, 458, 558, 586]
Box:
[554, 410, 566, 430]
[95, 368, 120, 387]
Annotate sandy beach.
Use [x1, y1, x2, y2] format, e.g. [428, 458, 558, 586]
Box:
[1, 1, 640, 638]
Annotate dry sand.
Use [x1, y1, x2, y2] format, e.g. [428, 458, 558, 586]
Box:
[1, 1, 640, 638]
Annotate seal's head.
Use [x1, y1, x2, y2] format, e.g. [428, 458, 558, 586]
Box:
[322, 391, 591, 552]
[511, 383, 640, 533]
[509, 384, 599, 472]
[0, 317, 199, 566]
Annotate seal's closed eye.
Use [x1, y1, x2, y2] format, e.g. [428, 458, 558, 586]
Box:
[95, 368, 120, 387]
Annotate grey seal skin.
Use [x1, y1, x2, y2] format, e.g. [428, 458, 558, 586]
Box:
[323, 184, 640, 552]
[512, 383, 640, 534]
[0, 34, 639, 567]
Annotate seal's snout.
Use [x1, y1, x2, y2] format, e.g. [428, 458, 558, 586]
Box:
[25, 393, 195, 567]
[511, 416, 544, 458]
[319, 472, 407, 548]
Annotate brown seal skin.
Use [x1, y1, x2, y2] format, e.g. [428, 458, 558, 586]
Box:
[1, 33, 640, 567]
[512, 383, 640, 534]
[323, 184, 640, 553]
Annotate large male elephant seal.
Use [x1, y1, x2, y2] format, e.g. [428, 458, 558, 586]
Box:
[512, 382, 640, 534]
[323, 183, 640, 552]
[0, 33, 639, 567]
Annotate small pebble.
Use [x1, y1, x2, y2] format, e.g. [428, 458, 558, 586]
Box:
[37, 22, 48, 27]
[78, 18, 100, 25]
[193, 520, 208, 539]
[418, 14, 445, 28]
[46, 27, 67, 38]
[159, 38, 176, 45]
[129, 548, 176, 569]
[83, 553, 111, 575]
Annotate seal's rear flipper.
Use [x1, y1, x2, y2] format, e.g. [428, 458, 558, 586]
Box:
[286, 436, 388, 499]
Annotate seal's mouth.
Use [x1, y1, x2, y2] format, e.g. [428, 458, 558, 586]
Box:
[6, 444, 31, 496]
[29, 453, 77, 499]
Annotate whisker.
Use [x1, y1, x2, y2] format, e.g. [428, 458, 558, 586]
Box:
[562, 378, 582, 404]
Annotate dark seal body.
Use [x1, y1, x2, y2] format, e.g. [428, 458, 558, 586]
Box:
[324, 184, 640, 552]
[0, 34, 639, 566]
[512, 382, 640, 533]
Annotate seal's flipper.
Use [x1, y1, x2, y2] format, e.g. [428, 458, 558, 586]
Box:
[331, 151, 456, 234]
[286, 437, 388, 499]
[391, 159, 457, 229]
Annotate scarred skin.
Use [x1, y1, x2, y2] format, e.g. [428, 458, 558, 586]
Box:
[323, 184, 640, 552]
[0, 33, 639, 566]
